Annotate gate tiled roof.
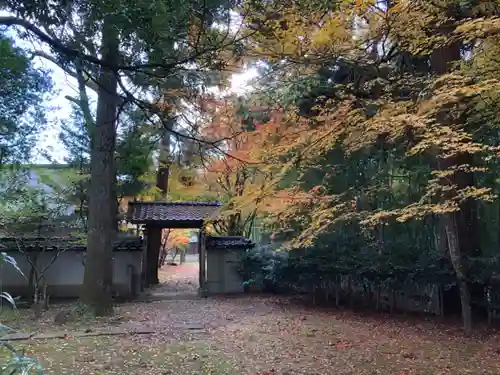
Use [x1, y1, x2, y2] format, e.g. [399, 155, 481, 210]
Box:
[127, 201, 221, 227]
[205, 235, 255, 249]
[0, 236, 143, 252]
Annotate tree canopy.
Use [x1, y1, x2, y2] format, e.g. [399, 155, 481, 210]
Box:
[6, 0, 500, 333]
[184, 0, 500, 333]
[0, 34, 53, 166]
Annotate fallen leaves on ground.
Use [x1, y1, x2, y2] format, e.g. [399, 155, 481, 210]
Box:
[2, 263, 500, 374]
[156, 262, 200, 294]
[1, 336, 239, 375]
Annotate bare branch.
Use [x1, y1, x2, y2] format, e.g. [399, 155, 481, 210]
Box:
[31, 50, 100, 92]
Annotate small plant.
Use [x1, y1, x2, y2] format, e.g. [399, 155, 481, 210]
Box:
[1, 252, 44, 374]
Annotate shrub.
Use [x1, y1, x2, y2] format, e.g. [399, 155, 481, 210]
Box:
[1, 252, 44, 374]
[237, 244, 289, 293]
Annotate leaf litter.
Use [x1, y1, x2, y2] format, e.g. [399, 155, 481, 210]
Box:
[2, 264, 500, 374]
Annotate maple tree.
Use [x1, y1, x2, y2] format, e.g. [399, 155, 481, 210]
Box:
[166, 230, 190, 249]
[212, 0, 500, 333]
[195, 97, 279, 236]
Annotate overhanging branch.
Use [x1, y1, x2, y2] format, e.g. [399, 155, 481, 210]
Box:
[31, 51, 100, 92]
[0, 16, 257, 74]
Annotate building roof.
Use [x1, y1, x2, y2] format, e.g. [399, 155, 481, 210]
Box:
[205, 235, 255, 250]
[0, 236, 143, 252]
[127, 201, 221, 228]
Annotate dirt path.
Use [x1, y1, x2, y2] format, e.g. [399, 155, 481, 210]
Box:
[114, 297, 500, 374]
[156, 262, 200, 294]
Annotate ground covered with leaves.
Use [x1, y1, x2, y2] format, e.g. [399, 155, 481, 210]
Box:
[2, 264, 500, 374]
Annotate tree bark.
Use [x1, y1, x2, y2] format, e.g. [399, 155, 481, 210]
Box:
[156, 117, 172, 194]
[156, 165, 170, 193]
[438, 152, 476, 331]
[80, 16, 119, 316]
[146, 121, 173, 286]
[431, 29, 479, 330]
[444, 213, 472, 334]
[147, 228, 162, 286]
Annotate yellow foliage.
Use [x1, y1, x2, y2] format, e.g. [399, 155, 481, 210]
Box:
[211, 0, 500, 247]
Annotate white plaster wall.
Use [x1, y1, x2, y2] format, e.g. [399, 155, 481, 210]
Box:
[206, 249, 225, 294]
[0, 251, 143, 298]
[223, 250, 244, 294]
[206, 248, 244, 294]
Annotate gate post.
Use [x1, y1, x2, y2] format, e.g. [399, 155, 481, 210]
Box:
[198, 227, 207, 297]
[141, 225, 149, 290]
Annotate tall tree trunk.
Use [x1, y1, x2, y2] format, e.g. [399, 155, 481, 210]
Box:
[439, 152, 475, 330]
[431, 31, 478, 332]
[146, 118, 173, 286]
[80, 16, 119, 315]
[444, 213, 472, 334]
[156, 116, 173, 194]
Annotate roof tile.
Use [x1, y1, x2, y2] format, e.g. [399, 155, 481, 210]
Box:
[205, 235, 255, 249]
[127, 201, 221, 224]
[0, 236, 143, 252]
